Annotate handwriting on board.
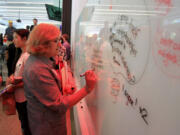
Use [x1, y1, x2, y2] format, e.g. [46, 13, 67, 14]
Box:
[109, 15, 139, 84]
[154, 0, 173, 15]
[153, 28, 180, 78]
[159, 38, 180, 67]
[122, 87, 149, 125]
[155, 0, 172, 6]
[139, 107, 149, 125]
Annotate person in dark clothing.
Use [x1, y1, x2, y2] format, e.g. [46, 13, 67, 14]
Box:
[6, 42, 16, 76]
[4, 21, 16, 75]
[0, 33, 3, 46]
[4, 20, 16, 42]
[26, 25, 30, 31]
[30, 18, 38, 31]
[0, 33, 5, 61]
[61, 34, 71, 61]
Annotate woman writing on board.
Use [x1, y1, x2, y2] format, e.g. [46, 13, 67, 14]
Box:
[23, 23, 97, 135]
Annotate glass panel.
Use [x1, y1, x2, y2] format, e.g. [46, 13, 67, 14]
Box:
[72, 0, 180, 135]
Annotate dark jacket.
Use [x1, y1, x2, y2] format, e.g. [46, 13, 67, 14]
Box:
[5, 27, 16, 41]
[7, 43, 16, 76]
[23, 55, 69, 135]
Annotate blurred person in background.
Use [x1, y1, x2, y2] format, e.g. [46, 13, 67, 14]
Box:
[6, 29, 31, 135]
[26, 25, 30, 31]
[0, 33, 5, 61]
[5, 41, 16, 76]
[0, 33, 3, 46]
[30, 18, 38, 31]
[4, 21, 17, 76]
[4, 20, 16, 44]
[61, 34, 71, 62]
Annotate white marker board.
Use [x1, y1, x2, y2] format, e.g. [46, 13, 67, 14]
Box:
[71, 0, 180, 135]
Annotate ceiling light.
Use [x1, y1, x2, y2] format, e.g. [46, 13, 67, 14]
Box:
[0, 9, 46, 13]
[95, 9, 165, 14]
[0, 2, 53, 5]
[94, 12, 157, 16]
[0, 6, 45, 9]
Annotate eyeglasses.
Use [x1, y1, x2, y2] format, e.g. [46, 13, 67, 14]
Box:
[51, 38, 61, 44]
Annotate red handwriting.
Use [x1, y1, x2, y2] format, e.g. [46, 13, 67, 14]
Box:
[107, 77, 121, 103]
[109, 0, 112, 10]
[155, 0, 172, 6]
[160, 38, 180, 51]
[109, 5, 112, 10]
[155, 0, 173, 15]
[158, 50, 177, 66]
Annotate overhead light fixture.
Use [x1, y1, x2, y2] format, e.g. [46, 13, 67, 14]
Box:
[2, 15, 48, 18]
[16, 19, 21, 23]
[1, 13, 47, 16]
[0, 9, 46, 13]
[95, 9, 165, 14]
[94, 12, 157, 16]
[80, 23, 104, 26]
[0, 1, 53, 5]
[0, 6, 45, 9]
[1, 16, 48, 20]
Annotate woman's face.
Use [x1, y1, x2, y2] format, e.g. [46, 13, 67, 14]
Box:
[46, 36, 61, 57]
[13, 33, 25, 48]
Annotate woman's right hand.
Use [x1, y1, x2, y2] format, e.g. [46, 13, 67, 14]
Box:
[6, 75, 14, 85]
[6, 84, 15, 93]
[84, 70, 98, 93]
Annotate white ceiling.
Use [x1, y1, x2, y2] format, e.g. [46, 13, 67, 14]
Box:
[0, 0, 61, 28]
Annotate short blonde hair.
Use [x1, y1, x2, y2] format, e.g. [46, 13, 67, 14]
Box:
[26, 23, 60, 55]
[8, 20, 13, 23]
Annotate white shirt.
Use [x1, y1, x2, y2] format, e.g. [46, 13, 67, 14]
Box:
[14, 52, 29, 102]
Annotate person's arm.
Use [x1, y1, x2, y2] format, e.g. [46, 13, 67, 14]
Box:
[27, 67, 97, 114]
[6, 75, 23, 93]
[66, 87, 89, 108]
[6, 82, 24, 93]
[66, 70, 97, 108]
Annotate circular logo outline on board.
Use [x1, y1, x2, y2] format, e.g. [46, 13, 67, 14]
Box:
[152, 21, 180, 79]
[109, 13, 151, 86]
